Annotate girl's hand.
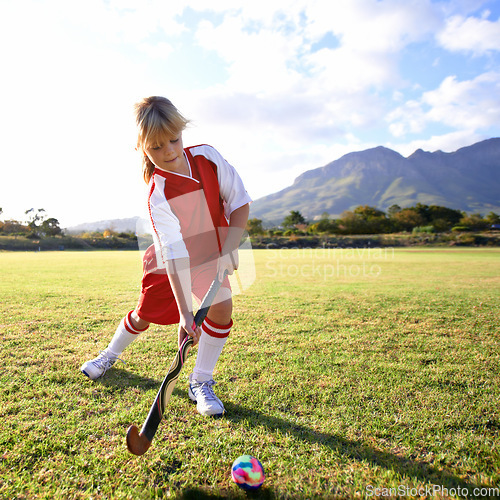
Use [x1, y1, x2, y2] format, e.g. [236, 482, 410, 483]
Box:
[178, 312, 202, 348]
[217, 249, 238, 282]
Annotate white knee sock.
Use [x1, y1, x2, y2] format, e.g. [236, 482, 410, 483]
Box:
[192, 318, 232, 382]
[105, 311, 149, 357]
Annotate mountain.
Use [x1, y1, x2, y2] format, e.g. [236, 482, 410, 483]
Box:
[65, 216, 140, 234]
[249, 138, 500, 224]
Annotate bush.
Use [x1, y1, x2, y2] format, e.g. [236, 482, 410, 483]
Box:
[456, 233, 478, 246]
[412, 225, 435, 234]
[117, 232, 137, 239]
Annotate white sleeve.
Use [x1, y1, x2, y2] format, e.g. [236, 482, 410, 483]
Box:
[200, 145, 252, 219]
[148, 179, 189, 263]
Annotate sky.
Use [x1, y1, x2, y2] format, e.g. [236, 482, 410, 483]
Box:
[1, 0, 499, 228]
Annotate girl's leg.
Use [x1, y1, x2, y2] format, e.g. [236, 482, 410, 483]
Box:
[189, 287, 232, 416]
[106, 310, 150, 357]
[205, 287, 233, 325]
[81, 310, 150, 380]
[192, 287, 232, 381]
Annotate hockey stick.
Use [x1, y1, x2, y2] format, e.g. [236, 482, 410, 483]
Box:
[126, 273, 226, 456]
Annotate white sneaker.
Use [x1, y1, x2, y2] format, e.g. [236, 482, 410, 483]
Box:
[80, 351, 121, 380]
[188, 374, 225, 416]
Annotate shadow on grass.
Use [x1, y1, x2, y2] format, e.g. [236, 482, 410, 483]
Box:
[98, 372, 486, 497]
[220, 399, 485, 496]
[178, 488, 272, 500]
[95, 368, 161, 391]
[157, 386, 489, 498]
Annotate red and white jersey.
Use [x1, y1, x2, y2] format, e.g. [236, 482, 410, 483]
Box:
[147, 144, 251, 269]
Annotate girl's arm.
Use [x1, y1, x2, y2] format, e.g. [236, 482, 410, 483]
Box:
[166, 257, 202, 345]
[218, 203, 250, 281]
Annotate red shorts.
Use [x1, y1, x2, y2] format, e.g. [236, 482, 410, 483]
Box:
[136, 249, 230, 325]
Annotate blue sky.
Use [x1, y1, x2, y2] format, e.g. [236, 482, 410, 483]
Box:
[1, 0, 499, 226]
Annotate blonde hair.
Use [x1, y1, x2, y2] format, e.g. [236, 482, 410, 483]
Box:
[134, 96, 190, 183]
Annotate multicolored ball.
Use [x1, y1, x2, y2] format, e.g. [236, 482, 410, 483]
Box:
[231, 455, 265, 490]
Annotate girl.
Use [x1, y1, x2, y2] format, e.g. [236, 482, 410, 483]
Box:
[81, 96, 251, 417]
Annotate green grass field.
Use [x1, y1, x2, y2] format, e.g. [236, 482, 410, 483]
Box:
[0, 248, 499, 499]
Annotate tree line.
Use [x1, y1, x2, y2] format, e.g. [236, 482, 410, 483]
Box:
[247, 204, 500, 236]
[2, 204, 499, 241]
[0, 208, 136, 241]
[0, 208, 63, 238]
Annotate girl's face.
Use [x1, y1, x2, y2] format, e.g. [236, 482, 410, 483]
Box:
[144, 132, 186, 174]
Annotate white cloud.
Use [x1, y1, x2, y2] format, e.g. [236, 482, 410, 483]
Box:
[190, 0, 443, 149]
[438, 14, 500, 54]
[306, 47, 400, 93]
[193, 0, 441, 95]
[138, 41, 174, 60]
[93, 0, 187, 43]
[195, 15, 304, 94]
[387, 72, 500, 139]
[423, 72, 500, 129]
[305, 0, 438, 53]
[387, 100, 427, 137]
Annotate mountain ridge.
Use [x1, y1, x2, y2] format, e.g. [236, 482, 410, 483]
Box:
[65, 216, 141, 234]
[249, 138, 500, 223]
